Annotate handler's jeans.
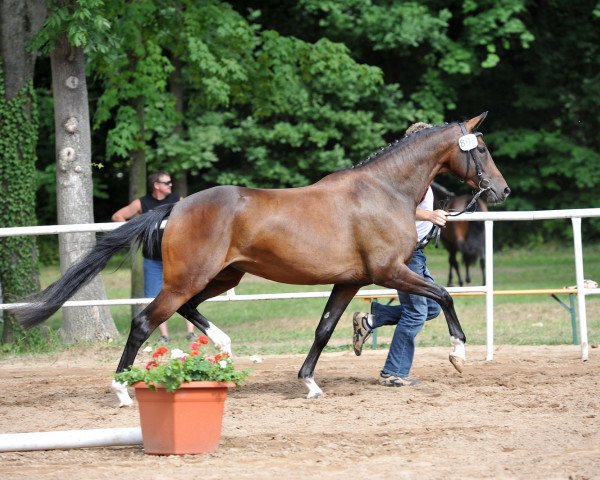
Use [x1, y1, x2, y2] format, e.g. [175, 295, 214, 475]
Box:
[143, 257, 163, 298]
[370, 249, 441, 378]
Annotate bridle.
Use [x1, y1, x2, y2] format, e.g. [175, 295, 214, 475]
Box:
[416, 123, 491, 249]
[453, 122, 491, 216]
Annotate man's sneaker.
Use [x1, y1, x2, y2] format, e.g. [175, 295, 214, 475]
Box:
[158, 335, 171, 343]
[352, 312, 372, 356]
[185, 332, 196, 341]
[379, 372, 420, 387]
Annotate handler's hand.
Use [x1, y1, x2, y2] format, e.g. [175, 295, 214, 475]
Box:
[429, 209, 448, 227]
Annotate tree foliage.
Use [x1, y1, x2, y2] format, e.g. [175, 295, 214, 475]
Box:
[13, 0, 600, 247]
[87, 0, 387, 191]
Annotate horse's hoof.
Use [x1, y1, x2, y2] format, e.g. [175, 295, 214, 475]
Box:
[301, 377, 323, 399]
[118, 397, 134, 408]
[449, 354, 465, 373]
[112, 380, 134, 407]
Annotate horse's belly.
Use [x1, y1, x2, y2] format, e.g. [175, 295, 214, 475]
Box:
[232, 256, 367, 286]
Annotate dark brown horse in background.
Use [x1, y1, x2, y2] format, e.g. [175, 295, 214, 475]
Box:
[442, 195, 488, 286]
[432, 183, 488, 286]
[14, 112, 510, 403]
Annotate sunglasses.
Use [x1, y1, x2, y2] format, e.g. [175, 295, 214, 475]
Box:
[156, 180, 173, 185]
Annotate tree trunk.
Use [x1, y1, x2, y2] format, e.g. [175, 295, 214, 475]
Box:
[50, 33, 117, 342]
[0, 0, 46, 344]
[169, 56, 188, 197]
[129, 125, 145, 318]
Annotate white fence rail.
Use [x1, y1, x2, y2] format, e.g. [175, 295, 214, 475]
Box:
[1, 208, 599, 361]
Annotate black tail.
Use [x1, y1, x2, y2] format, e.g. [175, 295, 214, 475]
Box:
[14, 204, 175, 328]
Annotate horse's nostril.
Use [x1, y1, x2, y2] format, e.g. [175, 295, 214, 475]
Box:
[504, 187, 511, 197]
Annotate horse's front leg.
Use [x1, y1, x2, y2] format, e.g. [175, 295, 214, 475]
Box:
[298, 284, 360, 399]
[380, 265, 467, 373]
[480, 257, 486, 285]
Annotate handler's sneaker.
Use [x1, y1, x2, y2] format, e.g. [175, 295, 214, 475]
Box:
[158, 335, 171, 343]
[185, 332, 196, 341]
[379, 372, 420, 387]
[352, 312, 373, 356]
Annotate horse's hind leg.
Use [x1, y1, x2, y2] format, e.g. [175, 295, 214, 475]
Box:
[111, 291, 191, 406]
[177, 268, 245, 355]
[298, 284, 360, 399]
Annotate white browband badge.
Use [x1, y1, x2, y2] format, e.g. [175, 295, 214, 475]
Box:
[458, 134, 478, 151]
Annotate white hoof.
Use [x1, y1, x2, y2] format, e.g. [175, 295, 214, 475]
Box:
[206, 322, 232, 357]
[301, 378, 323, 399]
[111, 380, 133, 407]
[449, 336, 466, 373]
[449, 354, 465, 373]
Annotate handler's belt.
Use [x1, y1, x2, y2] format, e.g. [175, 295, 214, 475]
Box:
[416, 224, 441, 250]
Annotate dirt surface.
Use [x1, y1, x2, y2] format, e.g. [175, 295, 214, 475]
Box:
[1, 345, 599, 479]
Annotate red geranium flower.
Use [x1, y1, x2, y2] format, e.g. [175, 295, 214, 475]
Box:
[145, 360, 158, 370]
[152, 346, 168, 358]
[198, 335, 209, 345]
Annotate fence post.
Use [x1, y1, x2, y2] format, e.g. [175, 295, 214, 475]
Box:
[571, 217, 589, 361]
[485, 220, 494, 361]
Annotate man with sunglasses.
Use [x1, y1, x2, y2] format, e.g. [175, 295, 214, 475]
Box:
[112, 171, 195, 342]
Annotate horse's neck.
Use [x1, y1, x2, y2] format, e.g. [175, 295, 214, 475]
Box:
[368, 134, 450, 204]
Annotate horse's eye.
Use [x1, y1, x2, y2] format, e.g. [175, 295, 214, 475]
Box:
[477, 146, 487, 153]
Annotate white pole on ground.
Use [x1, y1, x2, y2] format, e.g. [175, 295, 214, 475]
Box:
[0, 427, 142, 452]
[571, 217, 589, 361]
[485, 220, 495, 361]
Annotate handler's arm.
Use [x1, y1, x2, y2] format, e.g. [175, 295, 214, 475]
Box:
[416, 208, 448, 227]
[111, 198, 142, 222]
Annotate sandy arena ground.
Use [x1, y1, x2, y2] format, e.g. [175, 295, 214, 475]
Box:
[0, 345, 599, 479]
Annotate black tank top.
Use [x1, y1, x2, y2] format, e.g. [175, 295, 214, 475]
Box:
[140, 193, 179, 259]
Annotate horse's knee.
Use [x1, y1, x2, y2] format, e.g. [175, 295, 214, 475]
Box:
[315, 322, 336, 340]
[438, 290, 454, 309]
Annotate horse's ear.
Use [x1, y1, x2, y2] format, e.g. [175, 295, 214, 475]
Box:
[465, 112, 488, 132]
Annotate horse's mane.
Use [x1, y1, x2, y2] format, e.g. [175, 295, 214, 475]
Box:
[350, 121, 452, 170]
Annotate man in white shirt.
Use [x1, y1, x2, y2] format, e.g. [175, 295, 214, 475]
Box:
[352, 124, 448, 386]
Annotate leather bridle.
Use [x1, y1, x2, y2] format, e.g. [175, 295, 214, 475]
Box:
[453, 122, 491, 215]
[416, 124, 492, 249]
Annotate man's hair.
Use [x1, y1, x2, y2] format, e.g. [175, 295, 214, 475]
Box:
[147, 171, 171, 192]
[405, 122, 433, 136]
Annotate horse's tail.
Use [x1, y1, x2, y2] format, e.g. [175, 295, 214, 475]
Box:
[14, 204, 176, 328]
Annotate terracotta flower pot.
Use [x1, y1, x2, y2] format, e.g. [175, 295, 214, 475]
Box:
[133, 381, 235, 455]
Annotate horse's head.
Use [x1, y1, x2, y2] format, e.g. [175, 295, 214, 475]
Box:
[445, 112, 510, 204]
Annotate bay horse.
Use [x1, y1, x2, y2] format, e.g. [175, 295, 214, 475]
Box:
[441, 194, 488, 287]
[14, 112, 510, 404]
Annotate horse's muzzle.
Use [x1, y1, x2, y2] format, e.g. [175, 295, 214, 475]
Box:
[487, 185, 511, 204]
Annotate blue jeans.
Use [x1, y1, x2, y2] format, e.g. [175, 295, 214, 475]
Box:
[371, 249, 441, 377]
[143, 258, 163, 297]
